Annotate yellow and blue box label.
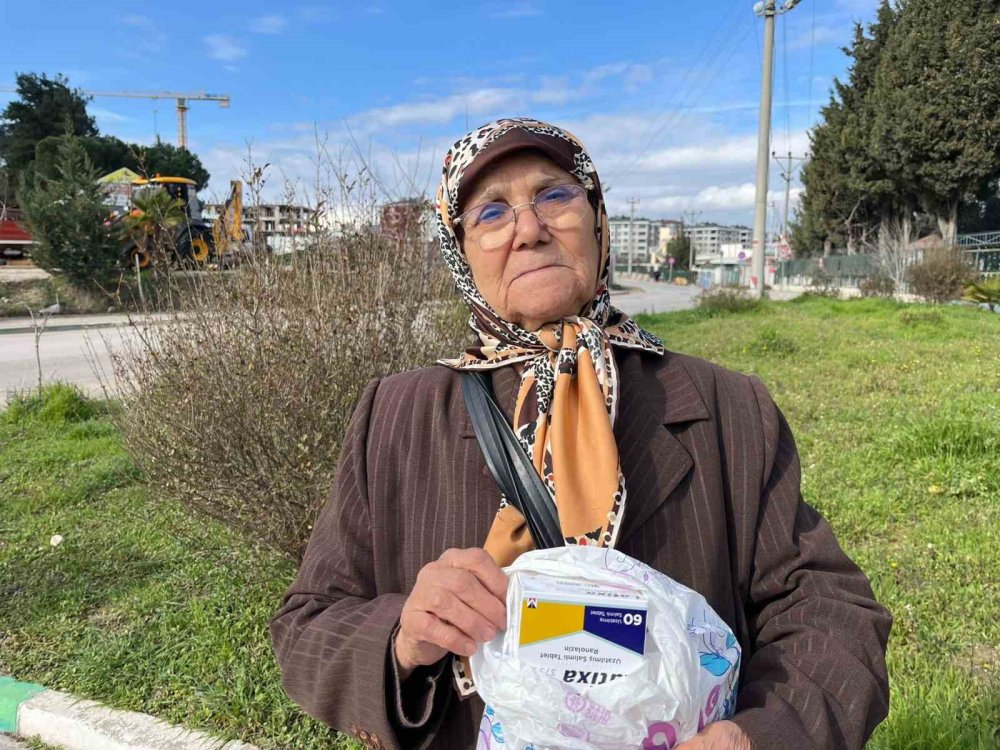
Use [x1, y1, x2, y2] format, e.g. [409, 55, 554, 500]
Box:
[514, 575, 648, 684]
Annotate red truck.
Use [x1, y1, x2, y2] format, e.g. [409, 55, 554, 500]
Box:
[0, 207, 33, 263]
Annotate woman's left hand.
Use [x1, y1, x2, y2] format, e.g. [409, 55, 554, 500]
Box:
[673, 720, 752, 750]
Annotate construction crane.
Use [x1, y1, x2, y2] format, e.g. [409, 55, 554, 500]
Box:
[0, 87, 230, 149]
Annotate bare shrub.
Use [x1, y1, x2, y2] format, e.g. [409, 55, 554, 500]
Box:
[859, 276, 896, 299]
[696, 287, 762, 316]
[806, 269, 841, 299]
[906, 247, 978, 304]
[105, 151, 468, 561]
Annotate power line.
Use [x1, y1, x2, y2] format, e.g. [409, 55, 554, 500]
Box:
[607, 19, 754, 186]
[623, 0, 745, 156]
[772, 151, 807, 238]
[604, 0, 749, 185]
[682, 210, 702, 271]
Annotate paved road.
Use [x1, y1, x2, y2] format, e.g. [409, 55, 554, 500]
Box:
[613, 278, 702, 316]
[0, 325, 134, 406]
[0, 281, 702, 404]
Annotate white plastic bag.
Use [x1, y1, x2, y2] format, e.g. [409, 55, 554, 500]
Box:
[471, 546, 740, 750]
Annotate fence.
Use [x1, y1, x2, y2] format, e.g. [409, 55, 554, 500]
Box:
[958, 232, 1000, 276]
[774, 255, 881, 288]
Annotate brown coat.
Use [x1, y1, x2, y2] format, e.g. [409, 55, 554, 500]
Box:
[269, 349, 891, 750]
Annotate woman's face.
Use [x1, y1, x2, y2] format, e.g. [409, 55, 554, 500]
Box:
[459, 151, 600, 332]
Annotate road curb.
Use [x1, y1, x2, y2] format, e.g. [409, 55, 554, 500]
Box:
[0, 676, 257, 750]
[0, 321, 134, 336]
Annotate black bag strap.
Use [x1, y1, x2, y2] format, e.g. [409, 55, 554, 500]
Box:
[461, 370, 564, 550]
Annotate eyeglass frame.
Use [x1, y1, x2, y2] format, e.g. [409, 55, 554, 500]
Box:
[452, 182, 591, 231]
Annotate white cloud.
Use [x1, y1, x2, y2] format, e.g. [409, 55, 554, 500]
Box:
[342, 61, 662, 135]
[121, 14, 153, 27]
[90, 108, 130, 124]
[296, 5, 336, 23]
[489, 2, 542, 19]
[834, 0, 883, 16]
[118, 14, 167, 52]
[788, 24, 845, 52]
[349, 84, 590, 132]
[192, 53, 817, 226]
[249, 14, 288, 34]
[203, 34, 247, 62]
[583, 62, 654, 94]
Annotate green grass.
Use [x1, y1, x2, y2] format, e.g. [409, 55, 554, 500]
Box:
[0, 386, 349, 749]
[638, 296, 1000, 748]
[1, 298, 998, 749]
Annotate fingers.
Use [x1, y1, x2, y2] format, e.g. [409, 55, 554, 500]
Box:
[437, 559, 506, 631]
[398, 547, 510, 668]
[415, 564, 505, 633]
[404, 609, 478, 658]
[440, 547, 509, 611]
[431, 581, 500, 642]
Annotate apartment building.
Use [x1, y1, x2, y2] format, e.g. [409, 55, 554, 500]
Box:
[609, 216, 659, 267]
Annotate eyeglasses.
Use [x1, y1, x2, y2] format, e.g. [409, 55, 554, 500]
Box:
[454, 183, 589, 249]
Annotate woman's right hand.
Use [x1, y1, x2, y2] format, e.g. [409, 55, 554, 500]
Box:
[395, 547, 508, 679]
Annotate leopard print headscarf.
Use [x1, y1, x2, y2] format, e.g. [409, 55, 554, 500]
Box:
[436, 117, 664, 696]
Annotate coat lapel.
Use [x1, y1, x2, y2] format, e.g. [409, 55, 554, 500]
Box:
[456, 350, 711, 546]
[614, 350, 710, 543]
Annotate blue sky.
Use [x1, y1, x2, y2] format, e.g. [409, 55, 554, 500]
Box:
[1, 0, 883, 225]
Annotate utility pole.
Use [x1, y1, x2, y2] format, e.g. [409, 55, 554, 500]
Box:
[751, 0, 802, 299]
[627, 197, 640, 276]
[772, 151, 806, 288]
[772, 151, 807, 240]
[683, 209, 702, 275]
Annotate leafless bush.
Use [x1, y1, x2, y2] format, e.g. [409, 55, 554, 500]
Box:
[906, 247, 979, 304]
[105, 148, 467, 561]
[858, 276, 896, 299]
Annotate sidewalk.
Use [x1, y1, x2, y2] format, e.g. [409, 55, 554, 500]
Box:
[0, 313, 169, 336]
[0, 675, 256, 750]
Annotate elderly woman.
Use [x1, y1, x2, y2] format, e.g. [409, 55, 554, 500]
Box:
[270, 118, 891, 750]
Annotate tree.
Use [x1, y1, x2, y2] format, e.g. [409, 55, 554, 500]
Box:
[17, 134, 121, 287]
[134, 141, 210, 188]
[959, 178, 1000, 234]
[122, 187, 187, 268]
[0, 73, 96, 181]
[34, 135, 211, 188]
[869, 0, 1000, 245]
[796, 2, 899, 256]
[788, 203, 829, 257]
[665, 235, 691, 269]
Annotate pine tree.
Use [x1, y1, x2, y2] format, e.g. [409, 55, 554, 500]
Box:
[869, 0, 1000, 244]
[0, 73, 96, 181]
[797, 1, 900, 254]
[17, 133, 121, 287]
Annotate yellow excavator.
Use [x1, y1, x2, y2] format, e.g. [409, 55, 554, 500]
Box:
[122, 176, 214, 269]
[122, 177, 254, 269]
[212, 180, 248, 263]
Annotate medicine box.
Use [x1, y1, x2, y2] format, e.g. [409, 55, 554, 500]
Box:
[509, 571, 648, 685]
